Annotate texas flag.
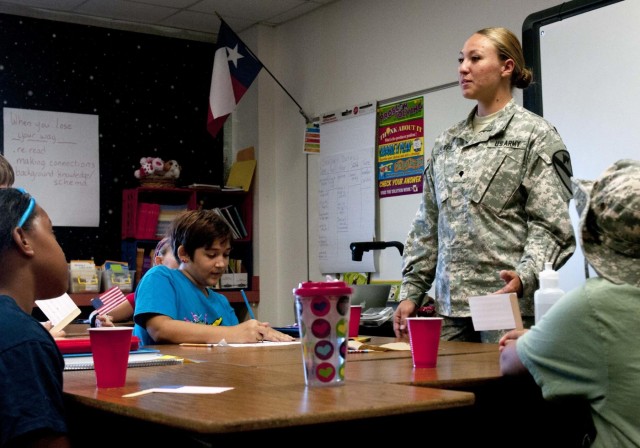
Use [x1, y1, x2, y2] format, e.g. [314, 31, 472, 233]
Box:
[207, 19, 263, 138]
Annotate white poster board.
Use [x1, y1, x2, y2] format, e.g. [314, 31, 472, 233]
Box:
[529, 0, 640, 293]
[3, 108, 100, 227]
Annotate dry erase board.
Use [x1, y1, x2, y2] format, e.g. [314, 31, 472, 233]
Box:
[308, 108, 376, 275]
[523, 0, 640, 292]
[307, 87, 472, 281]
[3, 108, 100, 227]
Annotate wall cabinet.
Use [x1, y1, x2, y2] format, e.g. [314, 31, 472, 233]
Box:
[119, 186, 257, 304]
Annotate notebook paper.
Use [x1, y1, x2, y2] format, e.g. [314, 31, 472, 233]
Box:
[35, 293, 81, 334]
[64, 352, 183, 371]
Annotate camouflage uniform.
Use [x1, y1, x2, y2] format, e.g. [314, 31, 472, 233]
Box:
[399, 100, 576, 334]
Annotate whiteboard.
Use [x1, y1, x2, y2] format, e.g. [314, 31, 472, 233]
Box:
[524, 0, 640, 293]
[315, 110, 376, 274]
[307, 86, 472, 282]
[3, 108, 100, 227]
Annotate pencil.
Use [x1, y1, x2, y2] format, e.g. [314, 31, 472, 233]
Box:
[179, 343, 215, 347]
[241, 289, 255, 320]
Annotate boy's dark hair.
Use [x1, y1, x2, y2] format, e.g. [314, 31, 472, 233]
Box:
[0, 188, 36, 253]
[0, 154, 15, 187]
[169, 209, 233, 260]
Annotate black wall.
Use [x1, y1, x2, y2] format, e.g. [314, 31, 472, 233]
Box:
[0, 12, 223, 264]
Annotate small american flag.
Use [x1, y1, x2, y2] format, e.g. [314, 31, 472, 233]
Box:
[91, 286, 127, 315]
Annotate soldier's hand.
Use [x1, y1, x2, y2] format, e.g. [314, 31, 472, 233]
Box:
[494, 270, 523, 297]
[393, 300, 417, 338]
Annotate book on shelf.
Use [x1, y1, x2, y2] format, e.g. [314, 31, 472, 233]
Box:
[228, 258, 247, 274]
[220, 206, 246, 239]
[35, 293, 82, 335]
[135, 203, 160, 240]
[211, 207, 240, 239]
[228, 205, 248, 238]
[64, 351, 184, 371]
[188, 183, 221, 191]
[156, 203, 189, 238]
[135, 248, 145, 284]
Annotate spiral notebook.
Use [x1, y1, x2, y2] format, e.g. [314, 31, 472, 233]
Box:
[64, 352, 184, 371]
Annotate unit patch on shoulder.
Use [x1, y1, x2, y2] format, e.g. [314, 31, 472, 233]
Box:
[552, 149, 573, 195]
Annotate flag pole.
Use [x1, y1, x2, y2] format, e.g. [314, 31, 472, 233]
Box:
[215, 13, 312, 124]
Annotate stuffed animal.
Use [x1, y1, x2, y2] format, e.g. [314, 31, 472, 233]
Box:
[162, 159, 181, 179]
[134, 157, 165, 179]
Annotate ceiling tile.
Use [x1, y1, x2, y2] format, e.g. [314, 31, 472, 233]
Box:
[0, 0, 86, 8]
[131, 0, 194, 7]
[77, 0, 176, 22]
[159, 10, 219, 34]
[0, 0, 337, 40]
[269, 2, 326, 24]
[188, 0, 309, 22]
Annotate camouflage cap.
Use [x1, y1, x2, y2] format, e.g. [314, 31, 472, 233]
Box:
[572, 159, 640, 287]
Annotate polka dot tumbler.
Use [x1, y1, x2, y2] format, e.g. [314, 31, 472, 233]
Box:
[293, 281, 353, 387]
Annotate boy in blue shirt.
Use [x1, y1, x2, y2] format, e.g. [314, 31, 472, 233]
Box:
[134, 209, 294, 345]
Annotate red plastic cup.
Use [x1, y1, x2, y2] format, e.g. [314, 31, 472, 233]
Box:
[406, 317, 443, 368]
[89, 327, 133, 388]
[348, 305, 362, 338]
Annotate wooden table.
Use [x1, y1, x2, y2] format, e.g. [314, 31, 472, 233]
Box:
[61, 333, 589, 446]
[155, 337, 497, 365]
[62, 337, 476, 444]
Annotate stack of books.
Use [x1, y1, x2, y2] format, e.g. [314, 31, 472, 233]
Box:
[211, 205, 247, 239]
[156, 203, 189, 238]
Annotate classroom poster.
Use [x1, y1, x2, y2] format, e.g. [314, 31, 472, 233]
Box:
[376, 97, 424, 198]
[3, 107, 100, 227]
[303, 120, 320, 154]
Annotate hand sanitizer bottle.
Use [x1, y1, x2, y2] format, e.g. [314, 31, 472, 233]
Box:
[534, 262, 565, 324]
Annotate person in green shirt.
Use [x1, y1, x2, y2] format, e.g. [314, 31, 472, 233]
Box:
[500, 159, 640, 447]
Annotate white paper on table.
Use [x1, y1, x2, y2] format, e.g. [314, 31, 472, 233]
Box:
[35, 293, 81, 334]
[468, 293, 523, 331]
[123, 385, 233, 398]
[222, 341, 300, 348]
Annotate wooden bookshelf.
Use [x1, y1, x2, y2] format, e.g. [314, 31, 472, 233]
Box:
[121, 186, 254, 291]
[67, 276, 260, 307]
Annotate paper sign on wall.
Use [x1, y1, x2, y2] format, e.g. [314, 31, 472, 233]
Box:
[3, 108, 100, 227]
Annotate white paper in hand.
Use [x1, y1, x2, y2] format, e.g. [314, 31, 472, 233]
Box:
[35, 293, 81, 334]
[468, 293, 523, 331]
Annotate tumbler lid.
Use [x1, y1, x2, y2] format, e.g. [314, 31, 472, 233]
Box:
[293, 281, 352, 297]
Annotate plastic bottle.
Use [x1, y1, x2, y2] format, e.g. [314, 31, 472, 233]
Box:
[534, 262, 565, 324]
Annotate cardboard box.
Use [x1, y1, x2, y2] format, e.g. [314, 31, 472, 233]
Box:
[219, 273, 248, 289]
